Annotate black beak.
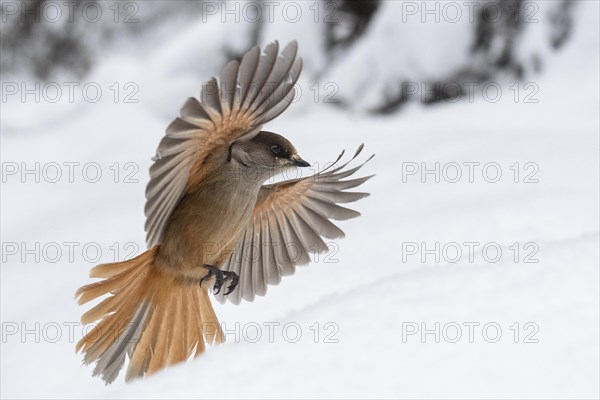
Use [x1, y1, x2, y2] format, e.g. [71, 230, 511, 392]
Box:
[291, 156, 310, 167]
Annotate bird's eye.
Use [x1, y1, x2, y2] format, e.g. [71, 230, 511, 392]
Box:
[271, 145, 281, 154]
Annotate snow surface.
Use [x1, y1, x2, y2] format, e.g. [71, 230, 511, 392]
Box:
[1, 2, 598, 399]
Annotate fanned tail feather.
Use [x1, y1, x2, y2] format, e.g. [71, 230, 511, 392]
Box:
[75, 246, 223, 384]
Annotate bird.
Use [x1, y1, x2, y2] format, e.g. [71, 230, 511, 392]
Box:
[75, 40, 374, 384]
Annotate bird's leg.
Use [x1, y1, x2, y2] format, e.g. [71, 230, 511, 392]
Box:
[200, 265, 225, 294]
[222, 271, 239, 295]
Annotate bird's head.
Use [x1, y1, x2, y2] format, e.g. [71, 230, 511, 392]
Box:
[230, 131, 310, 179]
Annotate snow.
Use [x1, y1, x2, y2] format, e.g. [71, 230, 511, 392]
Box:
[1, 2, 598, 398]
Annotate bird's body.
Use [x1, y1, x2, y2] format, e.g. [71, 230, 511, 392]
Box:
[75, 41, 374, 384]
[156, 156, 262, 280]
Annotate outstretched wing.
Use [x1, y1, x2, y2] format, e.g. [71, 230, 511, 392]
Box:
[145, 41, 303, 247]
[215, 145, 374, 305]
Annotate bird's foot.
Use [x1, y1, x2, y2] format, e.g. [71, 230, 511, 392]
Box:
[201, 265, 224, 294]
[222, 271, 239, 295]
[200, 265, 239, 295]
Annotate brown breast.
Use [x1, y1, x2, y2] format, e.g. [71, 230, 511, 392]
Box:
[155, 169, 261, 280]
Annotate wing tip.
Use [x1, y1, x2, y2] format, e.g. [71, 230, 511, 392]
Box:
[284, 39, 298, 53]
[355, 143, 365, 157]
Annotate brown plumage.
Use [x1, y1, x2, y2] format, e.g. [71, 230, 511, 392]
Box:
[75, 41, 374, 384]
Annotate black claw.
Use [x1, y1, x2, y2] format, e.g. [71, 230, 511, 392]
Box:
[213, 276, 224, 295]
[222, 271, 239, 295]
[201, 265, 224, 294]
[199, 265, 239, 296]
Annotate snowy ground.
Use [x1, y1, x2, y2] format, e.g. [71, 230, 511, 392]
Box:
[1, 2, 599, 399]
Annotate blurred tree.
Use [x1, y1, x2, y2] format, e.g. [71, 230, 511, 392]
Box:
[0, 0, 576, 114]
[0, 0, 204, 79]
[325, 0, 380, 52]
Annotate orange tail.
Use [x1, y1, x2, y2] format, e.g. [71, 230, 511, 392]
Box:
[75, 246, 224, 384]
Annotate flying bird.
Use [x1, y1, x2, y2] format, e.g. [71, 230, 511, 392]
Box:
[75, 40, 374, 383]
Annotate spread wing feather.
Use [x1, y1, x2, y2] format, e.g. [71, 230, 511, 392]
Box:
[145, 41, 303, 247]
[216, 145, 374, 305]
